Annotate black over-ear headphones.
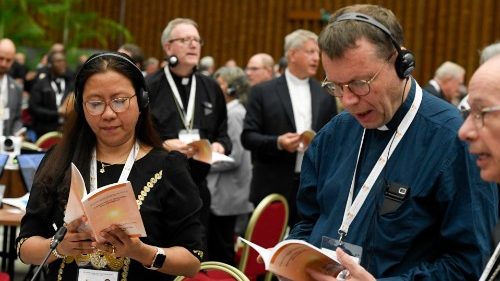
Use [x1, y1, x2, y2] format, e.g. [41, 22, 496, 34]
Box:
[227, 76, 247, 97]
[333, 12, 415, 79]
[74, 52, 149, 113]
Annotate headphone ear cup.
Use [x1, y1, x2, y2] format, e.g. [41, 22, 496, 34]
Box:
[140, 89, 149, 109]
[395, 50, 415, 79]
[226, 86, 236, 96]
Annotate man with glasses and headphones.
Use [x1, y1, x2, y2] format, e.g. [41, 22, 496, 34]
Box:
[286, 4, 497, 280]
[146, 18, 231, 256]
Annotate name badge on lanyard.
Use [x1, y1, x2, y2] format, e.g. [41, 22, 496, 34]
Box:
[179, 128, 200, 143]
[78, 268, 119, 281]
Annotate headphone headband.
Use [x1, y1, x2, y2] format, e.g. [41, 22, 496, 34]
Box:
[332, 12, 415, 79]
[334, 12, 402, 54]
[74, 51, 149, 112]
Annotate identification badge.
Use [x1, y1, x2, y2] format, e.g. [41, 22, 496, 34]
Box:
[179, 129, 200, 143]
[77, 268, 119, 281]
[321, 236, 363, 262]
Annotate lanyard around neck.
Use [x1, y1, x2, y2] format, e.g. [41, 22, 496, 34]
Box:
[164, 66, 197, 130]
[90, 140, 140, 192]
[50, 79, 66, 106]
[338, 82, 423, 243]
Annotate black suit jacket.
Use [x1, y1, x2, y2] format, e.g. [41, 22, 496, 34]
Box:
[29, 75, 73, 136]
[423, 82, 445, 100]
[241, 75, 337, 204]
[146, 69, 231, 183]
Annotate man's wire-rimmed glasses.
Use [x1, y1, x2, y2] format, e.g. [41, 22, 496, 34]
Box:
[168, 37, 204, 46]
[460, 105, 500, 128]
[84, 95, 137, 116]
[321, 62, 388, 98]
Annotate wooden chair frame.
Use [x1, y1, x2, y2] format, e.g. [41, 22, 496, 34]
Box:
[238, 193, 289, 281]
[35, 131, 63, 150]
[174, 261, 250, 281]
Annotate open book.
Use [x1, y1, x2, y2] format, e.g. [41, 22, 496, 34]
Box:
[64, 163, 146, 242]
[300, 130, 316, 148]
[189, 139, 234, 164]
[239, 237, 348, 281]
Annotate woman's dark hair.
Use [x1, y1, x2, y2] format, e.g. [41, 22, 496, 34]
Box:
[35, 52, 163, 215]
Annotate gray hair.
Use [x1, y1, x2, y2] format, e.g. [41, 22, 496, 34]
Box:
[480, 42, 500, 65]
[284, 29, 318, 56]
[214, 66, 249, 98]
[160, 18, 198, 46]
[434, 61, 465, 80]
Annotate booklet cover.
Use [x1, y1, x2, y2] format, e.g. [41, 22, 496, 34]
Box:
[239, 237, 348, 281]
[189, 139, 234, 164]
[64, 163, 146, 242]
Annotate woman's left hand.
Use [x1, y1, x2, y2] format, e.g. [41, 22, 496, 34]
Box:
[94, 225, 143, 258]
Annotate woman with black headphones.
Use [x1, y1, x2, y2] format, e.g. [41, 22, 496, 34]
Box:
[17, 52, 204, 280]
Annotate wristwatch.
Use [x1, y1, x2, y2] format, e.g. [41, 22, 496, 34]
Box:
[146, 247, 166, 270]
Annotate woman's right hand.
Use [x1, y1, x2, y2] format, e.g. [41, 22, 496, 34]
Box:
[56, 216, 95, 256]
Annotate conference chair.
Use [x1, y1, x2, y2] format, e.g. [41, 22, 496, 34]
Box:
[174, 261, 249, 281]
[34, 131, 63, 151]
[237, 193, 288, 281]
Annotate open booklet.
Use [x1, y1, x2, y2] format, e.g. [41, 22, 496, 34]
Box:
[239, 237, 352, 281]
[300, 130, 316, 148]
[64, 163, 146, 242]
[189, 139, 234, 164]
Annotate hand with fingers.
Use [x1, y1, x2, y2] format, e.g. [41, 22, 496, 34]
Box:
[277, 132, 301, 153]
[56, 216, 95, 257]
[95, 225, 144, 259]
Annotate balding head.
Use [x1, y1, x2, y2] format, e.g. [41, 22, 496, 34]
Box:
[458, 54, 500, 182]
[246, 53, 274, 86]
[468, 54, 500, 105]
[0, 38, 16, 77]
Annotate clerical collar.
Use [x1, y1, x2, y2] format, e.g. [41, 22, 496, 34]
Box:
[285, 68, 309, 85]
[170, 69, 193, 86]
[378, 78, 416, 131]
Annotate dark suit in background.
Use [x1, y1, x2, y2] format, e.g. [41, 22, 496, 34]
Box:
[2, 75, 23, 135]
[28, 74, 72, 137]
[241, 75, 337, 225]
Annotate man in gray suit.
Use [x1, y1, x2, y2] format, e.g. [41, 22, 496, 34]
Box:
[0, 38, 23, 136]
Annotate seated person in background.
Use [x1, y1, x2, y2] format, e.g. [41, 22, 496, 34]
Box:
[423, 61, 465, 105]
[17, 52, 204, 280]
[28, 51, 73, 138]
[288, 4, 497, 280]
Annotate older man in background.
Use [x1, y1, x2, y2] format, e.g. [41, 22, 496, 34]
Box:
[0, 38, 23, 136]
[245, 53, 275, 86]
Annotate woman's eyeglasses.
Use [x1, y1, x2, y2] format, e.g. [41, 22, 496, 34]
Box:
[84, 95, 136, 116]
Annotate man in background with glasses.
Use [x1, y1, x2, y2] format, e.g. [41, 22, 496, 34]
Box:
[459, 54, 500, 281]
[146, 18, 231, 259]
[242, 29, 338, 227]
[287, 4, 497, 280]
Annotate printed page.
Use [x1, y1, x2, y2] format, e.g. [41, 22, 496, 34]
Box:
[212, 151, 235, 164]
[300, 130, 316, 148]
[239, 238, 343, 281]
[268, 241, 344, 281]
[63, 163, 87, 224]
[82, 181, 146, 242]
[189, 139, 212, 164]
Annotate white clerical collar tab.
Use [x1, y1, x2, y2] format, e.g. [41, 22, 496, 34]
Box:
[377, 125, 389, 131]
